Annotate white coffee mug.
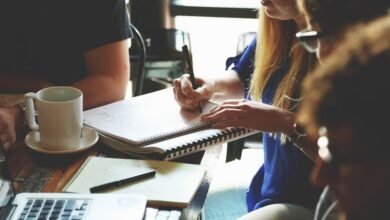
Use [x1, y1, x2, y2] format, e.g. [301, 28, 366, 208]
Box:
[25, 86, 83, 151]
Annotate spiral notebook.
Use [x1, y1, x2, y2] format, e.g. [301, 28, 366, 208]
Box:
[84, 88, 259, 160]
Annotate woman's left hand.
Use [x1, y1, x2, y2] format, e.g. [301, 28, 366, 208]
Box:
[201, 99, 294, 133]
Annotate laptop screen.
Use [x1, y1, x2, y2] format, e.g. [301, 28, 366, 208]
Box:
[0, 147, 15, 213]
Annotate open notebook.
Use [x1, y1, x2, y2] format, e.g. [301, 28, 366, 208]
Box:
[84, 88, 259, 160]
[62, 156, 205, 208]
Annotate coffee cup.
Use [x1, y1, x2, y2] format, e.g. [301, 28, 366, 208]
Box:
[25, 86, 83, 151]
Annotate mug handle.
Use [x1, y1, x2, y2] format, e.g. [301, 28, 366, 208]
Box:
[24, 93, 39, 131]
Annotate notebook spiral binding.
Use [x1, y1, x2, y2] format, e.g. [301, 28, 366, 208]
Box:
[138, 121, 210, 146]
[165, 127, 257, 160]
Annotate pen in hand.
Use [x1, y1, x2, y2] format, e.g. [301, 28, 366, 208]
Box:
[89, 170, 156, 193]
[182, 45, 203, 114]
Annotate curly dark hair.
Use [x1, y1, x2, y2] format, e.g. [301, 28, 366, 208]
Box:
[298, 16, 390, 147]
[301, 0, 390, 34]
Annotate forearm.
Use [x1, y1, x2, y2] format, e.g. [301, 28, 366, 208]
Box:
[71, 74, 128, 110]
[78, 39, 130, 110]
[206, 70, 245, 101]
[0, 74, 53, 93]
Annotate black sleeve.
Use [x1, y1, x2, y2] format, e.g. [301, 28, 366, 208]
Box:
[81, 0, 133, 52]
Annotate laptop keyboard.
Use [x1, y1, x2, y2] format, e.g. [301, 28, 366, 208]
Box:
[18, 198, 90, 220]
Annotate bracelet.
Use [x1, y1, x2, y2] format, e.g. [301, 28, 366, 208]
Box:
[287, 122, 307, 143]
[15, 102, 28, 131]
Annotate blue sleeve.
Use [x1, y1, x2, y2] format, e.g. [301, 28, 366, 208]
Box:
[225, 37, 256, 94]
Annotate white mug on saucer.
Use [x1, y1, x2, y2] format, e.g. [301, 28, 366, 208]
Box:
[25, 86, 83, 151]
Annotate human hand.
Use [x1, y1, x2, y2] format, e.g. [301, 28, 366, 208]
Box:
[0, 107, 22, 151]
[173, 74, 213, 110]
[201, 99, 294, 133]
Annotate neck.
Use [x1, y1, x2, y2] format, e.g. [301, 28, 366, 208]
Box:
[294, 14, 306, 30]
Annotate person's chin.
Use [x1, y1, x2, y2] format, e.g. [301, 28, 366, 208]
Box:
[264, 9, 293, 21]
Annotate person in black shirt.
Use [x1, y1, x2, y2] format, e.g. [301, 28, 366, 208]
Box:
[0, 0, 133, 150]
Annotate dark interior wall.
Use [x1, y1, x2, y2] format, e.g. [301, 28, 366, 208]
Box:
[130, 0, 174, 34]
[129, 0, 187, 60]
[128, 0, 184, 94]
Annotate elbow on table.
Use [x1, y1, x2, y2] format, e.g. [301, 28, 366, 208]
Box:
[107, 81, 128, 102]
[106, 68, 130, 101]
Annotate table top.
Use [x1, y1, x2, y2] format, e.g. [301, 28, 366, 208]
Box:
[6, 139, 223, 220]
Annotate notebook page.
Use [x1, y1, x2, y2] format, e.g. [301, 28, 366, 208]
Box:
[63, 157, 205, 208]
[63, 157, 154, 193]
[83, 88, 217, 145]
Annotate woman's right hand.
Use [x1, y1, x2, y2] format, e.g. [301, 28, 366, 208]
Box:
[173, 74, 213, 110]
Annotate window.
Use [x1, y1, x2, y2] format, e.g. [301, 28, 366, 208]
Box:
[175, 16, 257, 75]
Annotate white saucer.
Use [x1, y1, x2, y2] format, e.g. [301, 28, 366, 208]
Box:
[25, 127, 99, 155]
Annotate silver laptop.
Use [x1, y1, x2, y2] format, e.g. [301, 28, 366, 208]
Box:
[0, 148, 147, 220]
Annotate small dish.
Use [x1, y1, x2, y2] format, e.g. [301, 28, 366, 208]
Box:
[25, 126, 99, 155]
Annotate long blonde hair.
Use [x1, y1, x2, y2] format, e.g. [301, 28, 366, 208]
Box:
[250, 8, 312, 111]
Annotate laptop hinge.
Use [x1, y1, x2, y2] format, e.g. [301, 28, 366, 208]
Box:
[0, 204, 17, 220]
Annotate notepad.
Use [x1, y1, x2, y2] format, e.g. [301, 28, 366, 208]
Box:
[62, 156, 205, 208]
[84, 88, 259, 160]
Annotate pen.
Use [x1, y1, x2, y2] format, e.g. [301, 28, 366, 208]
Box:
[182, 45, 203, 114]
[89, 170, 156, 193]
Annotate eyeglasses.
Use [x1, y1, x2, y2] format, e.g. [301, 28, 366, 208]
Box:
[296, 29, 325, 53]
[317, 127, 388, 167]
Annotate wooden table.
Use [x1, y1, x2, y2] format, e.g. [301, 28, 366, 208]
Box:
[6, 139, 223, 220]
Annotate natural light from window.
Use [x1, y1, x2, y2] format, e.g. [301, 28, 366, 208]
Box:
[175, 16, 258, 76]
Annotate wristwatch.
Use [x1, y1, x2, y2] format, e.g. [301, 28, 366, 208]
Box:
[287, 122, 307, 143]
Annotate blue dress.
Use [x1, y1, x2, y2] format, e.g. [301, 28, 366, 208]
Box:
[227, 38, 322, 212]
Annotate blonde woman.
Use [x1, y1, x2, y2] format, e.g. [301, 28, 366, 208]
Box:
[173, 0, 321, 219]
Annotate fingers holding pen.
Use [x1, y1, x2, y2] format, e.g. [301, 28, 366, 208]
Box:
[173, 74, 212, 108]
[173, 77, 195, 110]
[173, 75, 202, 110]
[179, 74, 195, 96]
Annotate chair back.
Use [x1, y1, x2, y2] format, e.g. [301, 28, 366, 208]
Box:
[129, 24, 146, 97]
